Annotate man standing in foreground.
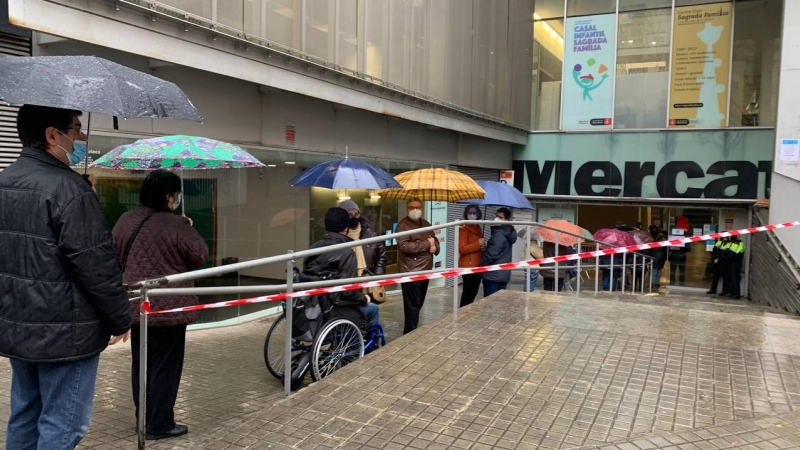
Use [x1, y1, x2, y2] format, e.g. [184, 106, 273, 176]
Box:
[396, 198, 440, 334]
[0, 105, 132, 449]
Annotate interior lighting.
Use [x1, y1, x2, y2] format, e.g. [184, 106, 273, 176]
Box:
[533, 12, 564, 45]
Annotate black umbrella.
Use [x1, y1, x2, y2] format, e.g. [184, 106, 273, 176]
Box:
[0, 55, 202, 121]
[0, 55, 203, 174]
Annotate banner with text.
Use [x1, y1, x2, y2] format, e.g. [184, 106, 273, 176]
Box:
[668, 2, 732, 128]
[562, 14, 616, 130]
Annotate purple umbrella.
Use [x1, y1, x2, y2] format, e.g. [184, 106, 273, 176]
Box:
[594, 228, 637, 248]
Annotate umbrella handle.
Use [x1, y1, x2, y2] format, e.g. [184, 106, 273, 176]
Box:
[181, 169, 185, 215]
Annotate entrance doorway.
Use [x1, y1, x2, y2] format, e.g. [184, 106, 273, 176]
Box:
[570, 204, 720, 291]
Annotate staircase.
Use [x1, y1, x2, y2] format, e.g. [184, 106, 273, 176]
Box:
[749, 207, 800, 315]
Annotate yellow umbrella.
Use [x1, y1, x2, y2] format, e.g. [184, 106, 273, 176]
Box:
[377, 168, 485, 202]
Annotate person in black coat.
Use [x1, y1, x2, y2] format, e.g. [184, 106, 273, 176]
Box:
[0, 105, 131, 449]
[480, 208, 517, 297]
[304, 208, 378, 325]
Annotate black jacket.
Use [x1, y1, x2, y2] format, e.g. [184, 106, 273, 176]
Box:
[0, 148, 131, 362]
[304, 232, 367, 307]
[480, 224, 517, 282]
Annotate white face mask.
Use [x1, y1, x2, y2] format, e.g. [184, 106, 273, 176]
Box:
[408, 209, 422, 220]
[467, 214, 477, 220]
[171, 193, 182, 211]
[494, 217, 505, 222]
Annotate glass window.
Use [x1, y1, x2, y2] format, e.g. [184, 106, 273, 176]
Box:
[567, 0, 616, 17]
[338, 0, 358, 70]
[260, 0, 298, 48]
[305, 1, 334, 62]
[614, 8, 672, 129]
[619, 0, 672, 12]
[531, 18, 564, 130]
[365, 0, 389, 79]
[729, 0, 782, 127]
[160, 0, 213, 20]
[536, 0, 565, 20]
[217, 0, 244, 30]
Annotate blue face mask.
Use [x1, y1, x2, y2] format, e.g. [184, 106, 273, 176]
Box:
[57, 130, 88, 165]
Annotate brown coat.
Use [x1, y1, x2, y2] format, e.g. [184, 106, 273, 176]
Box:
[458, 224, 483, 268]
[396, 216, 440, 273]
[112, 207, 209, 327]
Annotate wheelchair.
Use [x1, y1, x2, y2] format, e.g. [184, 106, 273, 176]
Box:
[263, 299, 385, 390]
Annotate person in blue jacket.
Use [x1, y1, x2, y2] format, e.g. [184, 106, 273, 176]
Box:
[480, 208, 517, 297]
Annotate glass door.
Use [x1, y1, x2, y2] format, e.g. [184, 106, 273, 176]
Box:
[664, 208, 716, 289]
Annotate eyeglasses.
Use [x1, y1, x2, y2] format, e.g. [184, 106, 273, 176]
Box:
[408, 207, 422, 211]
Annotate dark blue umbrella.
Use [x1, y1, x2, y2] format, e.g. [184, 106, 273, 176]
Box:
[458, 180, 533, 209]
[289, 158, 402, 189]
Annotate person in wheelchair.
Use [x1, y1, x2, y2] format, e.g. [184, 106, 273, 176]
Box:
[303, 207, 379, 328]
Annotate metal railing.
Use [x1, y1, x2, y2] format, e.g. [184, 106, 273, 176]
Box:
[131, 219, 655, 448]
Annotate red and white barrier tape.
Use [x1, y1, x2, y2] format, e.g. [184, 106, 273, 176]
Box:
[142, 220, 800, 315]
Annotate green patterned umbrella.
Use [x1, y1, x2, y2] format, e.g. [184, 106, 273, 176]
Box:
[90, 135, 264, 214]
[90, 135, 264, 170]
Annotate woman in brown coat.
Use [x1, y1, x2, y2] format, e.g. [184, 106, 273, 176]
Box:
[458, 204, 485, 307]
[112, 170, 208, 441]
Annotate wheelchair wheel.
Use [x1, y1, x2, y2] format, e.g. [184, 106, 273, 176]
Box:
[311, 319, 364, 381]
[263, 314, 302, 380]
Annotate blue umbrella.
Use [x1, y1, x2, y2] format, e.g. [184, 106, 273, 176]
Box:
[289, 158, 401, 189]
[458, 180, 533, 209]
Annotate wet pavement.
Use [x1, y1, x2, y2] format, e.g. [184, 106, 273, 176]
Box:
[2, 283, 800, 449]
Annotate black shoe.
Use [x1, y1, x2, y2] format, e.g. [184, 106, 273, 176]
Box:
[706, 290, 716, 294]
[719, 292, 729, 297]
[146, 424, 188, 441]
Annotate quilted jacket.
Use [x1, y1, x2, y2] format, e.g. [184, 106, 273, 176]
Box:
[0, 148, 131, 362]
[112, 207, 209, 327]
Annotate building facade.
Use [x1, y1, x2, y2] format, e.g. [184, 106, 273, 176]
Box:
[2, 0, 534, 325]
[2, 0, 795, 319]
[515, 0, 783, 293]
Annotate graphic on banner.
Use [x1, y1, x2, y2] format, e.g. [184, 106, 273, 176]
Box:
[499, 170, 514, 185]
[562, 14, 616, 130]
[668, 3, 732, 128]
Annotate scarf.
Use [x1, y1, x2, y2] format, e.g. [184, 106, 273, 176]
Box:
[348, 224, 367, 276]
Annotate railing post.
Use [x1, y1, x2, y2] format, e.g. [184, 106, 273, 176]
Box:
[554, 232, 560, 293]
[621, 253, 627, 293]
[595, 243, 600, 293]
[453, 225, 459, 311]
[137, 288, 149, 450]
[649, 260, 654, 293]
[609, 253, 614, 293]
[525, 225, 531, 293]
[576, 241, 581, 294]
[641, 257, 646, 294]
[632, 253, 637, 294]
[284, 251, 294, 397]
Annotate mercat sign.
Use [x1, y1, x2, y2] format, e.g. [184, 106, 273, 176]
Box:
[513, 130, 774, 200]
[512, 159, 771, 199]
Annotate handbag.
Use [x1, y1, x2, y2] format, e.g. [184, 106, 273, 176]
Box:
[361, 269, 387, 304]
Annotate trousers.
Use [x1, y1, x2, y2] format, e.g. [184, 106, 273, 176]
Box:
[460, 273, 482, 307]
[402, 280, 429, 334]
[6, 355, 100, 450]
[131, 325, 187, 435]
[482, 280, 508, 297]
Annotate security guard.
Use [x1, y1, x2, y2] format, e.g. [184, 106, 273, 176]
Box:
[718, 238, 733, 296]
[727, 236, 745, 299]
[707, 238, 727, 294]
